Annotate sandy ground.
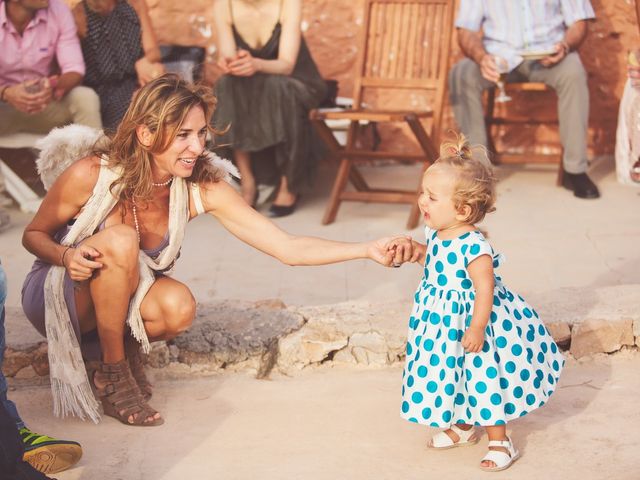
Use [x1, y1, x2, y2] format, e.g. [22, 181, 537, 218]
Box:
[7, 351, 640, 480]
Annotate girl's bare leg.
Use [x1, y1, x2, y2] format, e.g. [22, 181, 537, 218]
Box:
[482, 424, 509, 468]
[234, 149, 257, 205]
[272, 175, 296, 206]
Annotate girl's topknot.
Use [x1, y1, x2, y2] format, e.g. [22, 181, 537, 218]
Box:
[434, 133, 497, 224]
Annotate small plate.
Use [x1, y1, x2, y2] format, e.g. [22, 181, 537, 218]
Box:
[519, 50, 556, 61]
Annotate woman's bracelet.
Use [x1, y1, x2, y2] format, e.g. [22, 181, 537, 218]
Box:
[61, 246, 73, 268]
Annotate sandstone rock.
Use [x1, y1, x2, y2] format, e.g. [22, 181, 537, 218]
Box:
[14, 366, 37, 380]
[633, 319, 640, 347]
[570, 318, 634, 359]
[31, 343, 50, 377]
[546, 322, 571, 350]
[2, 348, 33, 377]
[147, 342, 171, 369]
[253, 299, 287, 310]
[173, 301, 304, 377]
[278, 325, 348, 369]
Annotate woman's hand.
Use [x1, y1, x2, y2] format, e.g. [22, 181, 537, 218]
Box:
[461, 326, 485, 353]
[135, 57, 165, 86]
[366, 235, 413, 267]
[63, 244, 104, 282]
[228, 49, 259, 76]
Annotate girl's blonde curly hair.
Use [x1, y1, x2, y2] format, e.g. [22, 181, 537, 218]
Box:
[433, 133, 497, 224]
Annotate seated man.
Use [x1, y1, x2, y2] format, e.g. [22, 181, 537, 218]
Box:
[0, 259, 82, 475]
[0, 0, 101, 135]
[448, 0, 599, 199]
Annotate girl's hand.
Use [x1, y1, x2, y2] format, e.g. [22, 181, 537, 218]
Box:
[228, 49, 258, 76]
[386, 236, 414, 267]
[367, 237, 399, 267]
[63, 244, 104, 282]
[217, 55, 233, 74]
[461, 326, 485, 353]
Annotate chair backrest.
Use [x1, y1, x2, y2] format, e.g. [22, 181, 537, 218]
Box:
[352, 0, 454, 135]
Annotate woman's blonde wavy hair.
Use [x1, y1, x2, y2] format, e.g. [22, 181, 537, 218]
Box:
[433, 133, 497, 224]
[104, 73, 224, 203]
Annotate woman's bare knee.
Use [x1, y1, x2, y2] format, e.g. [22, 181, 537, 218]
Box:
[160, 288, 196, 338]
[91, 224, 139, 267]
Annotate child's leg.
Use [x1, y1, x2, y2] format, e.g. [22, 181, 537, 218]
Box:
[427, 423, 477, 448]
[482, 424, 510, 468]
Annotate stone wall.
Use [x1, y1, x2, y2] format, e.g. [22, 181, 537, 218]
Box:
[65, 0, 640, 155]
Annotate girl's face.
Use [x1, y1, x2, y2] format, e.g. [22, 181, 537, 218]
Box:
[418, 164, 467, 230]
[150, 105, 207, 179]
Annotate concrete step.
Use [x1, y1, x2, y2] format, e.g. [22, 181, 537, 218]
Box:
[4, 284, 639, 385]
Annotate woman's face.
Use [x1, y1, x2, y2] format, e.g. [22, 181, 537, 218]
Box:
[151, 105, 207, 179]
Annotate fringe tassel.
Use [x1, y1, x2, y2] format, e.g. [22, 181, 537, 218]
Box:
[51, 379, 101, 424]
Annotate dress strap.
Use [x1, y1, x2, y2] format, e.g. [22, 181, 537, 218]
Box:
[190, 182, 206, 216]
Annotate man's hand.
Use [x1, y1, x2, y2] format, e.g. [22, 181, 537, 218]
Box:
[3, 80, 52, 114]
[480, 54, 500, 83]
[539, 42, 568, 68]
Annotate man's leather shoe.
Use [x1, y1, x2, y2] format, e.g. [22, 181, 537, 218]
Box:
[561, 171, 600, 199]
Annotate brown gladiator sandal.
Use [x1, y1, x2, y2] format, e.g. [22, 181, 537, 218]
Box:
[125, 335, 153, 401]
[93, 360, 164, 427]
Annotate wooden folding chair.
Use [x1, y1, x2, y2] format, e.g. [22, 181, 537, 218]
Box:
[485, 82, 564, 185]
[310, 0, 454, 229]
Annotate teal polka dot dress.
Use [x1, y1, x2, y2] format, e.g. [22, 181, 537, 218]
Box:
[401, 228, 564, 427]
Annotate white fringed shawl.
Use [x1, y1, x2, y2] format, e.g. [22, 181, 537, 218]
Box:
[36, 125, 238, 422]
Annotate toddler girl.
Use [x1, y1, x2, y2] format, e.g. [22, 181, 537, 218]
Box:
[399, 135, 564, 472]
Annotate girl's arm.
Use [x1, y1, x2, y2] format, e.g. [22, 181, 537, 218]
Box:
[22, 156, 104, 279]
[461, 255, 494, 353]
[199, 180, 401, 266]
[213, 0, 239, 72]
[130, 0, 165, 85]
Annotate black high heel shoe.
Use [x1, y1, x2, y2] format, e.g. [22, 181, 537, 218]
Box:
[268, 196, 299, 218]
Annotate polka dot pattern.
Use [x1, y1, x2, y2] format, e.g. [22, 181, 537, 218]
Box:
[400, 228, 564, 427]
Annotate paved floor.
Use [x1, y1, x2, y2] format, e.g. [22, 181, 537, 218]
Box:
[10, 351, 640, 479]
[2, 155, 639, 314]
[1, 156, 640, 479]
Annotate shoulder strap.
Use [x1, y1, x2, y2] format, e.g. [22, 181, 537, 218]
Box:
[190, 182, 206, 216]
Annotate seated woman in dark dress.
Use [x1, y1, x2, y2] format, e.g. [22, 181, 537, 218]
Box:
[213, 0, 327, 217]
[72, 0, 165, 131]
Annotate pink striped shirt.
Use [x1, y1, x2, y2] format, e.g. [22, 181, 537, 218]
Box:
[0, 0, 85, 86]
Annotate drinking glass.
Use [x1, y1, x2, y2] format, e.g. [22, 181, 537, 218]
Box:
[23, 76, 46, 94]
[494, 56, 511, 103]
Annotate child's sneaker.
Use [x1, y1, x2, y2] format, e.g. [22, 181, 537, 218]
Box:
[20, 427, 83, 474]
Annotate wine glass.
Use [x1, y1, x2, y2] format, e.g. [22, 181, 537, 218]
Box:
[493, 56, 511, 103]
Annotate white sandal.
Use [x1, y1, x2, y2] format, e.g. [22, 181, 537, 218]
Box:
[428, 424, 480, 449]
[480, 436, 520, 472]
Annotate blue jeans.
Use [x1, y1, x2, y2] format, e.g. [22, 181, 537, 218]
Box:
[0, 261, 24, 429]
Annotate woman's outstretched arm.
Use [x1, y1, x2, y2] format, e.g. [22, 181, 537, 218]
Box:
[199, 180, 409, 267]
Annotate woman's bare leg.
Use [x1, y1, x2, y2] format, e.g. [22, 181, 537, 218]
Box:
[234, 149, 257, 205]
[74, 225, 140, 363]
[72, 225, 160, 423]
[139, 276, 196, 342]
[272, 175, 296, 206]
